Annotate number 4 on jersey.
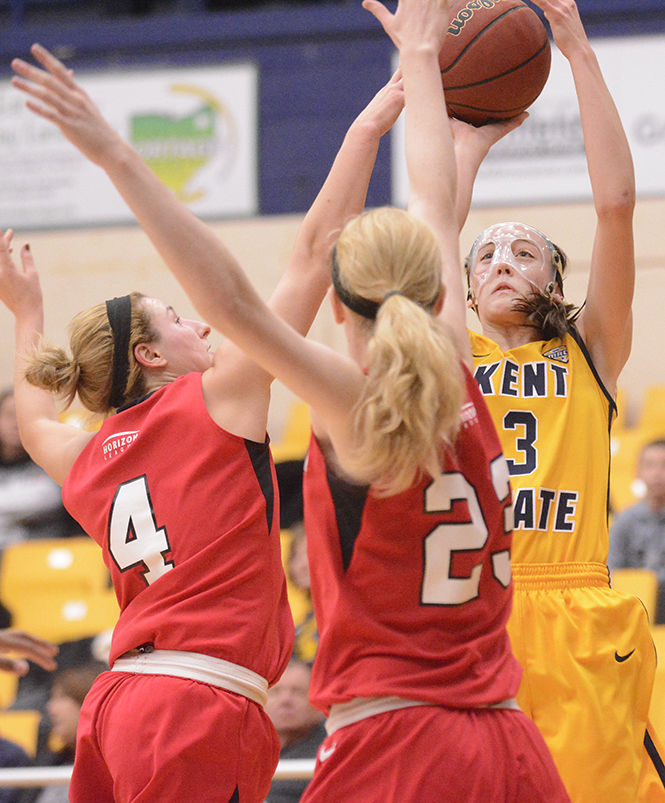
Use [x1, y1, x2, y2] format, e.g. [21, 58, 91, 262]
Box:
[108, 475, 174, 585]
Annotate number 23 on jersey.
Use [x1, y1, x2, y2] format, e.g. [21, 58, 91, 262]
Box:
[422, 457, 512, 606]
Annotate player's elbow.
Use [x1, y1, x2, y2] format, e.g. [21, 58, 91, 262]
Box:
[596, 187, 635, 223]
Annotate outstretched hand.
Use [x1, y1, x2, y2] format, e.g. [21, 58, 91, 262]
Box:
[451, 112, 529, 159]
[362, 0, 450, 56]
[0, 629, 58, 676]
[448, 113, 528, 233]
[12, 43, 123, 167]
[354, 68, 405, 139]
[0, 229, 42, 320]
[529, 0, 588, 57]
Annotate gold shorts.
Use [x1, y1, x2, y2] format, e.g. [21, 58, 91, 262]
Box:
[509, 562, 663, 803]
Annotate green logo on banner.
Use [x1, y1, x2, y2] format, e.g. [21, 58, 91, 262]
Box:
[131, 84, 235, 203]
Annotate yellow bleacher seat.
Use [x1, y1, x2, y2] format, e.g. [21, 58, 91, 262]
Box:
[0, 709, 42, 757]
[58, 407, 102, 432]
[10, 588, 119, 645]
[0, 537, 111, 624]
[610, 568, 659, 622]
[637, 385, 665, 440]
[610, 429, 650, 513]
[271, 401, 311, 463]
[0, 673, 18, 711]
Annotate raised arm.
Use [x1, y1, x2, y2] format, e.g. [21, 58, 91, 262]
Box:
[12, 46, 403, 440]
[0, 231, 94, 484]
[534, 0, 635, 392]
[451, 115, 528, 234]
[269, 70, 405, 334]
[432, 115, 528, 354]
[11, 47, 401, 353]
[11, 46, 289, 343]
[365, 0, 469, 362]
[9, 2, 454, 470]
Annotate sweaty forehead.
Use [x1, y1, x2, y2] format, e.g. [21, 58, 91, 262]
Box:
[475, 222, 548, 249]
[142, 297, 170, 316]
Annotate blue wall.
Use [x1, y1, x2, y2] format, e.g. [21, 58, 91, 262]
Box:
[1, 1, 663, 216]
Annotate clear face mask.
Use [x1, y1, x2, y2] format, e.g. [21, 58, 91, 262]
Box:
[466, 223, 558, 296]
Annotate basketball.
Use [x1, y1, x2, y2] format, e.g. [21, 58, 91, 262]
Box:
[440, 0, 551, 125]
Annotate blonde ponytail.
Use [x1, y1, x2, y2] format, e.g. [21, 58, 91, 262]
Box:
[24, 339, 82, 410]
[334, 207, 465, 495]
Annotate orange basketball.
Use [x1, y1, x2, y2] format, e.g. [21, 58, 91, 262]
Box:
[440, 0, 551, 125]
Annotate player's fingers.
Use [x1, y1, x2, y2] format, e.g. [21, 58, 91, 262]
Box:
[388, 66, 403, 84]
[495, 112, 529, 135]
[0, 629, 59, 654]
[25, 651, 59, 672]
[0, 657, 29, 677]
[20, 244, 35, 275]
[0, 229, 14, 258]
[30, 43, 78, 89]
[0, 630, 59, 671]
[510, 111, 529, 127]
[12, 55, 80, 113]
[362, 0, 392, 30]
[11, 67, 79, 110]
[11, 75, 78, 125]
[11, 57, 56, 91]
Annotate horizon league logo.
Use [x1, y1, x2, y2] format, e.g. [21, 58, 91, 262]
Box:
[102, 430, 139, 461]
[130, 83, 237, 204]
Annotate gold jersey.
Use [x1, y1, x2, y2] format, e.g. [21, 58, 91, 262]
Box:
[470, 328, 616, 565]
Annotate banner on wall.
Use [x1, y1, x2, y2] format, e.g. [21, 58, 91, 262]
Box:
[392, 34, 665, 207]
[0, 62, 258, 229]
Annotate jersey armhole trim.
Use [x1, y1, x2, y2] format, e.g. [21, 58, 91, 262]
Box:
[568, 326, 617, 417]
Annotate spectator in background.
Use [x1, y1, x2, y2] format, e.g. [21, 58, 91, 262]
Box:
[0, 737, 32, 803]
[609, 439, 665, 622]
[23, 663, 106, 803]
[0, 630, 58, 803]
[285, 523, 317, 665]
[0, 389, 80, 550]
[264, 659, 325, 803]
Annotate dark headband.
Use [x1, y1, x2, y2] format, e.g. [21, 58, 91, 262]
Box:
[105, 295, 132, 409]
[331, 249, 439, 320]
[331, 250, 381, 320]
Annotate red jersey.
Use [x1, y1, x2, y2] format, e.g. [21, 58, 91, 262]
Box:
[303, 364, 521, 714]
[62, 372, 293, 683]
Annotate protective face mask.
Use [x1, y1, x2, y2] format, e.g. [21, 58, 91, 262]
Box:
[467, 222, 557, 294]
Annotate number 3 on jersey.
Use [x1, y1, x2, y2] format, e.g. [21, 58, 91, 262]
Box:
[108, 476, 174, 585]
[421, 458, 511, 605]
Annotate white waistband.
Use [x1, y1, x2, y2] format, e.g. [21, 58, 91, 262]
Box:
[326, 695, 520, 736]
[326, 697, 428, 736]
[111, 649, 269, 707]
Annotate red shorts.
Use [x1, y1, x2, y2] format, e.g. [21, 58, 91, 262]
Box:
[300, 705, 570, 803]
[70, 670, 279, 803]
